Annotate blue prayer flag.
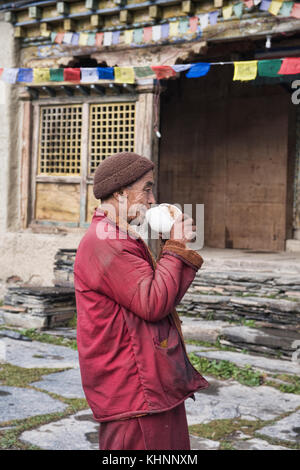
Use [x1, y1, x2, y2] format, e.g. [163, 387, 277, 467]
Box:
[17, 68, 33, 83]
[186, 62, 211, 78]
[97, 67, 115, 80]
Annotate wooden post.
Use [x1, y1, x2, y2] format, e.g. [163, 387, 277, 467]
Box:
[20, 99, 33, 229]
[135, 82, 160, 256]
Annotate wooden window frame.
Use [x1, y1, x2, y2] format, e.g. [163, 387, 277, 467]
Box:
[28, 95, 138, 231]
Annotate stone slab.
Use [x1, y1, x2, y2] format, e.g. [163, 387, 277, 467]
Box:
[31, 368, 85, 398]
[180, 316, 230, 343]
[258, 410, 300, 444]
[185, 376, 300, 425]
[194, 349, 300, 375]
[0, 386, 67, 423]
[20, 410, 99, 450]
[0, 337, 79, 369]
[233, 438, 289, 450]
[189, 435, 220, 450]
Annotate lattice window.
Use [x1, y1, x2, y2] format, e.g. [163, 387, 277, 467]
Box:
[89, 102, 136, 175]
[38, 105, 82, 175]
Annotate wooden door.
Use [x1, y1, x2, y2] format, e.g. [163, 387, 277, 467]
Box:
[159, 70, 294, 251]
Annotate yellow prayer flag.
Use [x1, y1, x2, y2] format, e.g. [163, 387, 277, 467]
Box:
[33, 68, 50, 83]
[233, 60, 257, 81]
[78, 32, 89, 46]
[114, 67, 135, 84]
[222, 5, 233, 19]
[268, 0, 283, 15]
[124, 29, 133, 45]
[169, 21, 179, 37]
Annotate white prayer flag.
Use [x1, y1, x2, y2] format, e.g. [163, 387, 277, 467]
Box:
[63, 32, 73, 44]
[1, 68, 19, 84]
[198, 13, 209, 30]
[171, 64, 192, 73]
[81, 68, 99, 83]
[103, 31, 113, 46]
[152, 25, 161, 41]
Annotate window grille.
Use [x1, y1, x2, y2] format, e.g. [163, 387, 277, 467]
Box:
[89, 102, 136, 175]
[38, 105, 82, 175]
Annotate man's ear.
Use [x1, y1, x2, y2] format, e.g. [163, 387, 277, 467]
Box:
[112, 189, 127, 202]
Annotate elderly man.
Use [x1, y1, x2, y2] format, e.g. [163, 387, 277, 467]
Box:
[74, 152, 209, 451]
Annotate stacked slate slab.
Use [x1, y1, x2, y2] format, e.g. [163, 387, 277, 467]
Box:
[53, 249, 77, 288]
[0, 286, 76, 329]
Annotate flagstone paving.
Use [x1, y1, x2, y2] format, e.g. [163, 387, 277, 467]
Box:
[31, 368, 85, 398]
[0, 337, 79, 369]
[0, 385, 67, 422]
[1, 331, 299, 450]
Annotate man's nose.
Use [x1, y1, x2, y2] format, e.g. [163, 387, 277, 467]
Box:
[149, 194, 156, 205]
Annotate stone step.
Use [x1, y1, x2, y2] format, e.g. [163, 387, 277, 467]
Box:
[181, 316, 300, 359]
[178, 293, 300, 326]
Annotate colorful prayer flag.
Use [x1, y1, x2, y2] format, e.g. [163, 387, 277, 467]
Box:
[152, 25, 161, 41]
[64, 68, 81, 82]
[81, 68, 99, 83]
[161, 23, 170, 39]
[244, 0, 254, 8]
[17, 68, 33, 83]
[133, 28, 143, 44]
[233, 60, 257, 81]
[151, 66, 177, 80]
[278, 58, 300, 75]
[291, 2, 300, 18]
[87, 33, 96, 46]
[268, 0, 283, 15]
[114, 67, 135, 84]
[223, 5, 233, 19]
[209, 11, 219, 25]
[97, 67, 114, 80]
[134, 66, 155, 78]
[63, 32, 73, 44]
[189, 17, 198, 33]
[124, 30, 133, 44]
[186, 62, 211, 78]
[179, 17, 189, 34]
[54, 32, 64, 44]
[198, 13, 209, 30]
[33, 68, 50, 83]
[169, 21, 179, 37]
[50, 68, 64, 81]
[259, 0, 271, 11]
[143, 27, 152, 42]
[279, 1, 293, 16]
[95, 32, 103, 47]
[257, 59, 282, 77]
[171, 64, 192, 73]
[50, 32, 57, 43]
[233, 2, 244, 18]
[79, 32, 89, 46]
[2, 68, 19, 84]
[103, 31, 113, 46]
[112, 31, 120, 45]
[71, 33, 80, 45]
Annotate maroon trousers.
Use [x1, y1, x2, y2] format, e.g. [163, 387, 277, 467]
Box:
[99, 402, 190, 450]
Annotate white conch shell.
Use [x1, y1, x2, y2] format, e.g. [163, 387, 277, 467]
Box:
[145, 203, 182, 237]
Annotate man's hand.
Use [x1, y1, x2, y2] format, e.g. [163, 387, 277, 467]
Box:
[170, 213, 196, 245]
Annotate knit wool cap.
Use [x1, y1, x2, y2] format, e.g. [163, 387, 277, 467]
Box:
[93, 152, 155, 200]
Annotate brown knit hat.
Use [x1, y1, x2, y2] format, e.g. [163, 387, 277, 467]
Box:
[93, 152, 155, 200]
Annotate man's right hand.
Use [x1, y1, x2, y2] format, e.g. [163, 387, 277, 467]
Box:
[170, 213, 196, 245]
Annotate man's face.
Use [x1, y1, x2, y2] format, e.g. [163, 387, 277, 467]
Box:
[123, 170, 156, 224]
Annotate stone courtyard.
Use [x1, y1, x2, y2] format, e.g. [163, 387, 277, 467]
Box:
[0, 324, 299, 450]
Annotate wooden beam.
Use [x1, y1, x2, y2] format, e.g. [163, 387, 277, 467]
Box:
[85, 0, 98, 10]
[14, 26, 25, 38]
[181, 0, 194, 15]
[20, 101, 32, 229]
[120, 10, 132, 24]
[29, 6, 42, 19]
[4, 11, 16, 23]
[90, 14, 103, 28]
[56, 2, 69, 16]
[64, 18, 75, 31]
[149, 5, 162, 20]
